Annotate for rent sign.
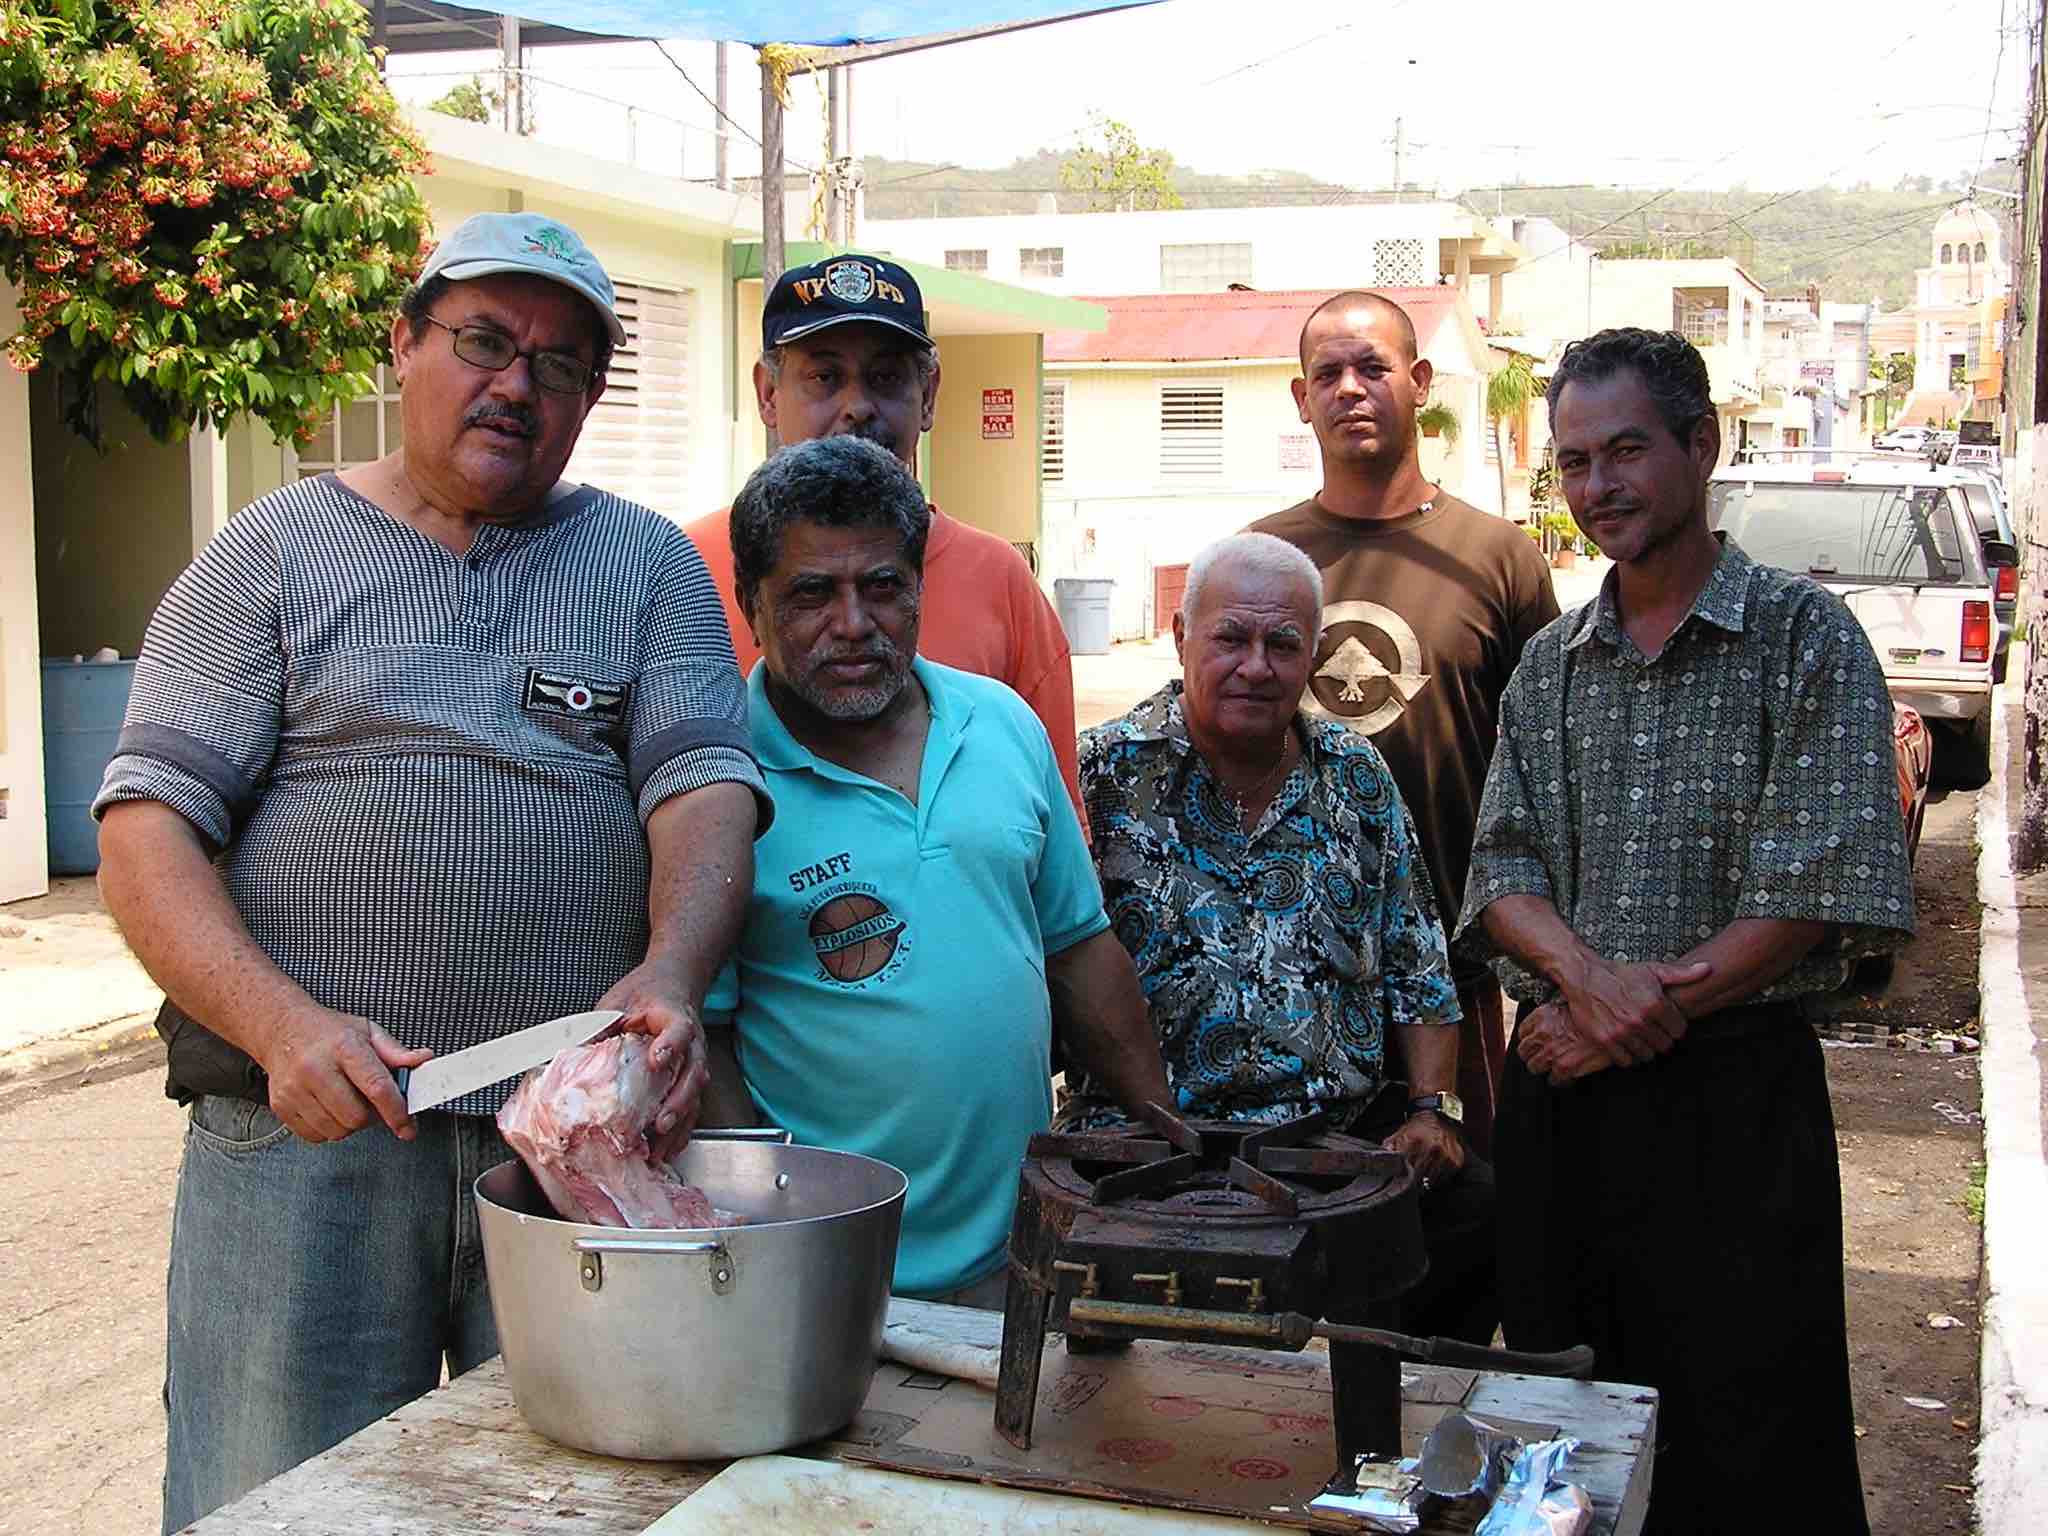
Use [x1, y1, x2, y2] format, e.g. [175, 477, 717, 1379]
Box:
[982, 387, 1015, 440]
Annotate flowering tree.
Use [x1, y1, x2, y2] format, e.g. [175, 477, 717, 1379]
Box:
[0, 0, 431, 446]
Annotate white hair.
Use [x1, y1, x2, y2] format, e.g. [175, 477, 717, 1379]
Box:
[1180, 533, 1324, 628]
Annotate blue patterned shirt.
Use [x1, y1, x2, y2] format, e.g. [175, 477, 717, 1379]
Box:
[1065, 682, 1459, 1130]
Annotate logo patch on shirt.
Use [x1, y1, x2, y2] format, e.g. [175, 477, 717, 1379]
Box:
[523, 669, 628, 723]
[1305, 600, 1432, 736]
[804, 880, 910, 987]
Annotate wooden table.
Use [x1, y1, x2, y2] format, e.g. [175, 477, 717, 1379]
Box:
[187, 1352, 1655, 1535]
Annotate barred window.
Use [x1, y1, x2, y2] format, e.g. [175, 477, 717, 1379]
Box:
[944, 248, 987, 273]
[1020, 246, 1064, 278]
[1158, 382, 1224, 477]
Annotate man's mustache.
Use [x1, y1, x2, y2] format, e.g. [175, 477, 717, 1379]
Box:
[466, 403, 537, 436]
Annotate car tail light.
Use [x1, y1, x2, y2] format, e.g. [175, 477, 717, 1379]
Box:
[1997, 564, 2019, 602]
[1962, 601, 1992, 664]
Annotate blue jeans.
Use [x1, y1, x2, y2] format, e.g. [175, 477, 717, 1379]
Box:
[162, 1096, 511, 1532]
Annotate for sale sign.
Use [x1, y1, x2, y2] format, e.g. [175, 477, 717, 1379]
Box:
[982, 387, 1015, 440]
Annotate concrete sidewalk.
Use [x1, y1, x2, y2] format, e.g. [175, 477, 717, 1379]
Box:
[0, 875, 160, 1082]
[1975, 679, 2048, 1536]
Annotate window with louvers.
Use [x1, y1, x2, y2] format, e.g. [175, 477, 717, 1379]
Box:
[563, 281, 693, 520]
[1041, 381, 1066, 483]
[1158, 383, 1224, 477]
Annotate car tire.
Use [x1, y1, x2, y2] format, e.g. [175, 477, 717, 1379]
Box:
[1938, 711, 1993, 789]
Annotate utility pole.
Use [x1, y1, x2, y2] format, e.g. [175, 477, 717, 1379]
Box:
[826, 66, 842, 244]
[762, 55, 784, 285]
[1393, 117, 1403, 203]
[714, 42, 729, 189]
[499, 14, 521, 136]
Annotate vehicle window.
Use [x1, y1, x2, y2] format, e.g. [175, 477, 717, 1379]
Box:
[1708, 481, 1968, 583]
[1957, 481, 2006, 539]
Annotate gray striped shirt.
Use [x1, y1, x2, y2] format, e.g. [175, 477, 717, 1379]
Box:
[95, 474, 769, 1114]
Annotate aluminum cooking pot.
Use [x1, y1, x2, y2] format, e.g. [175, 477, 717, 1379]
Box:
[475, 1128, 906, 1460]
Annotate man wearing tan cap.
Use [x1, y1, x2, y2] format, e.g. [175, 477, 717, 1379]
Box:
[95, 212, 767, 1529]
[684, 252, 1085, 830]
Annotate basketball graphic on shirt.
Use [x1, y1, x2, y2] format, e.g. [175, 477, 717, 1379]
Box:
[1305, 600, 1431, 736]
[809, 892, 905, 982]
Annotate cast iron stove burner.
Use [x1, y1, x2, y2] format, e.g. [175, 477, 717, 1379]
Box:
[995, 1103, 1427, 1480]
[1029, 1102, 1398, 1216]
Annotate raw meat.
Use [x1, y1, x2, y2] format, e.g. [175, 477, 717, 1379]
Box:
[497, 1034, 737, 1229]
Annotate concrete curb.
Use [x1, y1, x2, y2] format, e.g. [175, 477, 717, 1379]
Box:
[1974, 679, 2048, 1535]
[0, 1011, 162, 1113]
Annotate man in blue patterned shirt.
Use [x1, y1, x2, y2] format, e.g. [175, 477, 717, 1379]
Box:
[1066, 532, 1492, 1343]
[1458, 329, 1912, 1536]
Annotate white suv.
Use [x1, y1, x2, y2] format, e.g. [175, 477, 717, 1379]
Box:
[1710, 453, 2016, 783]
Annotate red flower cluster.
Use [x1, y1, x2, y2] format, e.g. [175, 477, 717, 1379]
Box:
[0, 0, 429, 447]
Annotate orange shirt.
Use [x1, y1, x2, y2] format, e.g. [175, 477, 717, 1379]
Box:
[683, 503, 1086, 833]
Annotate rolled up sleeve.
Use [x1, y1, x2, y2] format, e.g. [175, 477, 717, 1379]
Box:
[630, 531, 772, 833]
[1739, 591, 1915, 952]
[92, 513, 285, 851]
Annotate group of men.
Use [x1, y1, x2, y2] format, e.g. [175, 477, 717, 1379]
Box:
[100, 214, 1911, 1536]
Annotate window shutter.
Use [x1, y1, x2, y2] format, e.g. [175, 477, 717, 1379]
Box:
[565, 282, 692, 520]
[1041, 381, 1066, 483]
[1159, 383, 1224, 477]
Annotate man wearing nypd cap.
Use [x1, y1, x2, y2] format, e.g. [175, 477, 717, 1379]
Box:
[95, 211, 769, 1530]
[684, 252, 1087, 832]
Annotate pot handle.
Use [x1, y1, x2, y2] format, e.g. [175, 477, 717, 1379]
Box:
[570, 1236, 737, 1295]
[688, 1126, 794, 1144]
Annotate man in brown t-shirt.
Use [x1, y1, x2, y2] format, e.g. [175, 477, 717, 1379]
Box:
[1249, 291, 1558, 1159]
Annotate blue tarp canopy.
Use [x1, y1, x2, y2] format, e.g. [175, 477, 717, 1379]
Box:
[437, 1, 1150, 47]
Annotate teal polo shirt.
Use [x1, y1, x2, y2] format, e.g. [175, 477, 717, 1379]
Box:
[709, 657, 1108, 1296]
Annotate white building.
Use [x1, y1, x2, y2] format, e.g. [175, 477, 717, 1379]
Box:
[1501, 233, 1768, 465]
[1039, 286, 1505, 641]
[861, 202, 1525, 328]
[1869, 203, 2011, 429]
[1746, 293, 1874, 452]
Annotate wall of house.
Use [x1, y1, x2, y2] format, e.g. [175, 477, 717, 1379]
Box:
[925, 333, 1042, 546]
[31, 378, 193, 660]
[1040, 361, 1485, 638]
[862, 203, 1488, 297]
[0, 287, 48, 901]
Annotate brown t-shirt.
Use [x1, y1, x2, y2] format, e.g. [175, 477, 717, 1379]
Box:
[1247, 494, 1560, 976]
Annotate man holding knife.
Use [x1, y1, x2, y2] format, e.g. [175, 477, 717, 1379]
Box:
[93, 214, 768, 1531]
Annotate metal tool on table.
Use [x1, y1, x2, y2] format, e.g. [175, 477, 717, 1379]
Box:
[391, 1008, 623, 1112]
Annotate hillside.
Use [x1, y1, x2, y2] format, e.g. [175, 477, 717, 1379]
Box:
[857, 153, 2020, 310]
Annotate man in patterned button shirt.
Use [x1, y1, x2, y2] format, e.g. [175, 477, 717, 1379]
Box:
[1457, 329, 1912, 1536]
[1065, 532, 1494, 1345]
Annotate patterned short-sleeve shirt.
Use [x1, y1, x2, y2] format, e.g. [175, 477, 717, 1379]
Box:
[1455, 536, 1915, 1003]
[1066, 682, 1459, 1130]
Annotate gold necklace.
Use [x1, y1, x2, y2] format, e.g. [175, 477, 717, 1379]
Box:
[1230, 736, 1296, 827]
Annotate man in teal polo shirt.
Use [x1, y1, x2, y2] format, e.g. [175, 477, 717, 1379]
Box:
[702, 435, 1169, 1304]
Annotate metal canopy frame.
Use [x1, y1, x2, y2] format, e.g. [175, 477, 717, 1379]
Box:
[361, 1, 646, 54]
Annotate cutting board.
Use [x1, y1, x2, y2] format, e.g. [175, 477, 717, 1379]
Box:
[642, 1455, 1263, 1534]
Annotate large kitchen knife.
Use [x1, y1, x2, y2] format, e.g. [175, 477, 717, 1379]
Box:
[393, 1009, 623, 1113]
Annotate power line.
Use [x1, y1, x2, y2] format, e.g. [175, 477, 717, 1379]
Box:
[649, 39, 817, 174]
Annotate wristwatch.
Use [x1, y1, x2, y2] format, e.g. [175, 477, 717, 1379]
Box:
[1407, 1091, 1464, 1126]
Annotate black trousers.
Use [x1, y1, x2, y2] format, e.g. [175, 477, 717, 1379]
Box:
[1496, 1005, 1869, 1536]
[1339, 1093, 1500, 1348]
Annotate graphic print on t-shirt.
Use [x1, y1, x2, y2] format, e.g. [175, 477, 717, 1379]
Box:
[803, 879, 911, 988]
[1303, 599, 1432, 737]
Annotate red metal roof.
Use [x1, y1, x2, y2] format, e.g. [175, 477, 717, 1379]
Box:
[1043, 286, 1467, 365]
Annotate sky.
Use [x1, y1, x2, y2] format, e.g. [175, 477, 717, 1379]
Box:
[384, 0, 2031, 199]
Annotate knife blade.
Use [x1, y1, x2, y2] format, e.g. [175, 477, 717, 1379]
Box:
[393, 1009, 623, 1113]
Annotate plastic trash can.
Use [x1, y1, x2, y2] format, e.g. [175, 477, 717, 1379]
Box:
[41, 658, 136, 875]
[1053, 577, 1115, 656]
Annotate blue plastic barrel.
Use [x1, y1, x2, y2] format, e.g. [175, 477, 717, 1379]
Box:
[41, 658, 136, 875]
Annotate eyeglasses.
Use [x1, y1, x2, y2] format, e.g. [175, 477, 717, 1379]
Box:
[416, 314, 598, 396]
